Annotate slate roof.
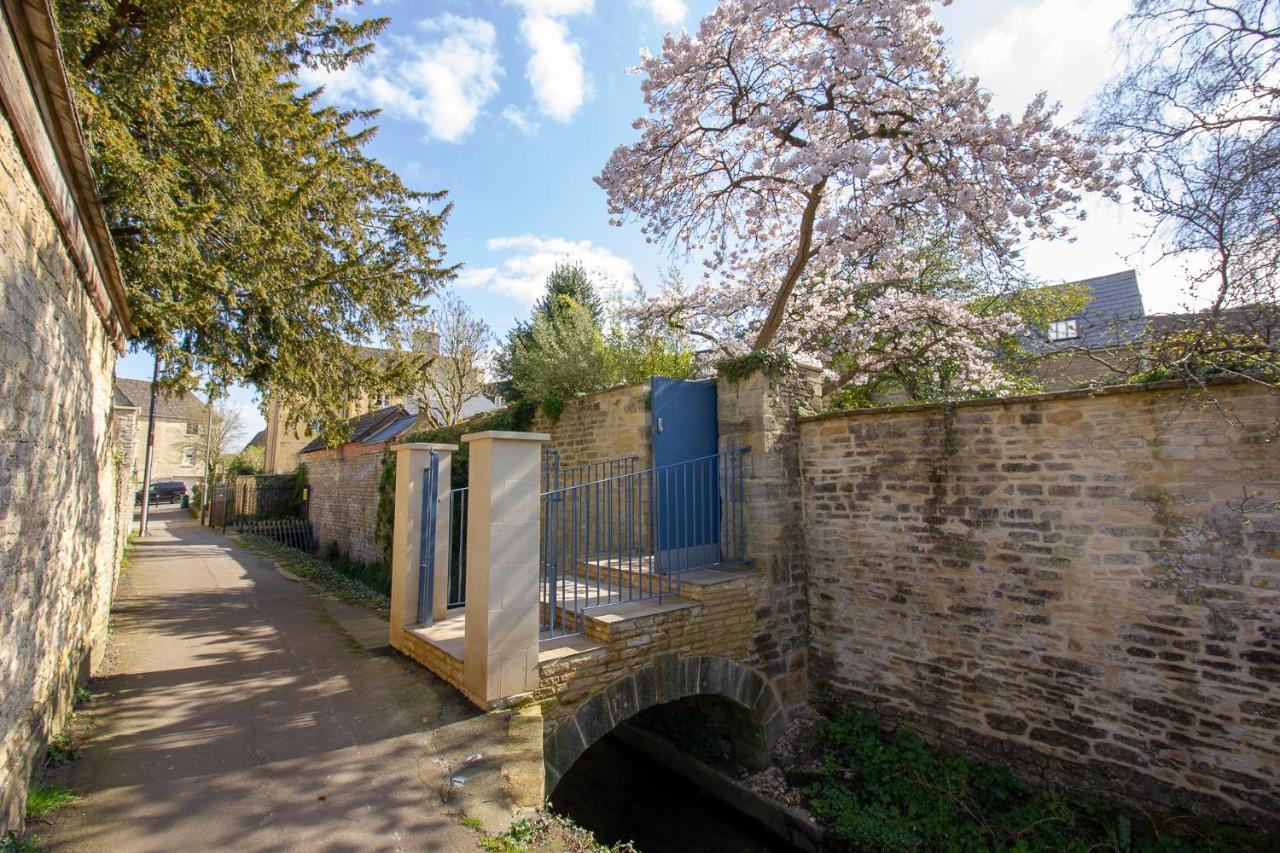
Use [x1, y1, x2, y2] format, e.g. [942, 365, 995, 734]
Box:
[242, 429, 267, 452]
[299, 404, 415, 454]
[1030, 270, 1147, 351]
[114, 378, 208, 422]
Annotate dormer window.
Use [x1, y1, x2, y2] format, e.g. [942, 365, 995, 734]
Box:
[1048, 319, 1079, 342]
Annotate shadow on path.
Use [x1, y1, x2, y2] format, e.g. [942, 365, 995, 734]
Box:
[40, 512, 510, 852]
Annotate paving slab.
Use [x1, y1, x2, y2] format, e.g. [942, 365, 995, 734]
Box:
[39, 507, 531, 852]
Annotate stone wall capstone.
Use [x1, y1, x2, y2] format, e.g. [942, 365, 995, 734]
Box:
[799, 379, 1280, 833]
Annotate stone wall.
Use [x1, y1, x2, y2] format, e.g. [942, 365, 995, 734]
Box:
[533, 382, 651, 468]
[0, 5, 132, 828]
[799, 379, 1280, 832]
[305, 448, 385, 565]
[717, 366, 824, 710]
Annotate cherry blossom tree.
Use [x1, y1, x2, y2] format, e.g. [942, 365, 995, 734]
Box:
[597, 0, 1119, 394]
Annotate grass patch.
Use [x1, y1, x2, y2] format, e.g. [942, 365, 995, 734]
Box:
[479, 812, 636, 853]
[807, 712, 1247, 853]
[25, 782, 79, 819]
[236, 534, 389, 614]
[460, 816, 484, 831]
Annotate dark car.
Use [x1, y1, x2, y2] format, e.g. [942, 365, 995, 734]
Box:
[135, 481, 187, 505]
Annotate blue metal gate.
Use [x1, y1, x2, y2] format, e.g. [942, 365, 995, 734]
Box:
[651, 377, 720, 571]
[416, 451, 440, 625]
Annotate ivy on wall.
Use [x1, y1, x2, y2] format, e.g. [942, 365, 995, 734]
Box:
[373, 401, 538, 564]
[716, 350, 796, 382]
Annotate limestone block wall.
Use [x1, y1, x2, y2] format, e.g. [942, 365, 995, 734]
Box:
[799, 379, 1280, 832]
[533, 382, 652, 468]
[717, 366, 824, 710]
[0, 99, 128, 828]
[305, 449, 385, 565]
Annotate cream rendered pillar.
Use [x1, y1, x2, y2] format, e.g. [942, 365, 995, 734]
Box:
[461, 430, 549, 706]
[389, 442, 457, 649]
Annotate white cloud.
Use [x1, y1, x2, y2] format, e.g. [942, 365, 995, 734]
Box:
[459, 235, 636, 305]
[958, 0, 1122, 120]
[506, 1, 592, 122]
[636, 0, 686, 27]
[501, 105, 540, 135]
[299, 15, 502, 143]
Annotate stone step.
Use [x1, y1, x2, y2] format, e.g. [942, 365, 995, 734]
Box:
[567, 554, 755, 596]
[539, 573, 699, 643]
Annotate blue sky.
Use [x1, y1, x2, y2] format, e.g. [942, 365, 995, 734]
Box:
[118, 0, 1181, 441]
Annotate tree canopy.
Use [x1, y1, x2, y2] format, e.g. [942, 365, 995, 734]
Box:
[598, 0, 1118, 394]
[55, 0, 455, 431]
[1094, 0, 1280, 385]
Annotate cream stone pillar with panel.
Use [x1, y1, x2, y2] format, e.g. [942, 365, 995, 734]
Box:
[460, 431, 549, 706]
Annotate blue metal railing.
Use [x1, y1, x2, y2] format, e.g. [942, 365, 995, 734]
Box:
[539, 448, 748, 639]
[542, 449, 640, 493]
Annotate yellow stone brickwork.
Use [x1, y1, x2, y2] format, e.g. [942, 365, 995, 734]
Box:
[799, 379, 1280, 832]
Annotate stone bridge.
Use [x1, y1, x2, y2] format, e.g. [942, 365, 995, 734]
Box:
[384, 369, 822, 796]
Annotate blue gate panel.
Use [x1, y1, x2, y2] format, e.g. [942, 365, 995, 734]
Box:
[651, 377, 720, 571]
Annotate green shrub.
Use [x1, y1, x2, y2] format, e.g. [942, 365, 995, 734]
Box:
[807, 712, 1239, 852]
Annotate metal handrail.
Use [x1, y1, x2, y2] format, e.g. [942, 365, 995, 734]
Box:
[538, 448, 748, 640]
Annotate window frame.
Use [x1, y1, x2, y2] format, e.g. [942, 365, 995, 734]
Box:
[1048, 318, 1080, 342]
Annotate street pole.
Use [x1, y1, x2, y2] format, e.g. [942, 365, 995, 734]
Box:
[201, 385, 217, 526]
[138, 354, 160, 536]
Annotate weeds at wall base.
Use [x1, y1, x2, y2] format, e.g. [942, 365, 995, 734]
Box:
[475, 811, 636, 853]
[804, 712, 1253, 853]
[235, 534, 390, 614]
[0, 832, 41, 853]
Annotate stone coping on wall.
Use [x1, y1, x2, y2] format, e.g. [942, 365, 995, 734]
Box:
[796, 374, 1256, 424]
[459, 431, 551, 443]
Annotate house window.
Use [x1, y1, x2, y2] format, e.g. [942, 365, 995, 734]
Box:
[1048, 319, 1079, 342]
[182, 447, 197, 467]
[372, 393, 390, 409]
[186, 421, 200, 435]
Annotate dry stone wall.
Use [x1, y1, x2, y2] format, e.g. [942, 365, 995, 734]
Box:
[305, 449, 385, 566]
[799, 380, 1280, 832]
[0, 108, 127, 829]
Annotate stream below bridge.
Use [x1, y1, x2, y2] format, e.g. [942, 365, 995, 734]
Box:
[549, 733, 797, 853]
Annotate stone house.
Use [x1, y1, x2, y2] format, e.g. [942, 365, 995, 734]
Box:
[0, 0, 134, 831]
[262, 343, 432, 474]
[113, 377, 211, 486]
[263, 333, 503, 473]
[1024, 269, 1149, 390]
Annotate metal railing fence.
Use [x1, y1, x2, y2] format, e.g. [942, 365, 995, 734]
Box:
[539, 448, 748, 639]
[208, 479, 312, 552]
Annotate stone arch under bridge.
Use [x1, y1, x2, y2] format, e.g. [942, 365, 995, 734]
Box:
[543, 653, 785, 793]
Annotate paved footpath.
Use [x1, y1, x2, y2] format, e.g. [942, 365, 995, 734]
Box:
[41, 507, 532, 852]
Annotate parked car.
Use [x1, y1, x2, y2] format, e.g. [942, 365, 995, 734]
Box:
[135, 481, 187, 505]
